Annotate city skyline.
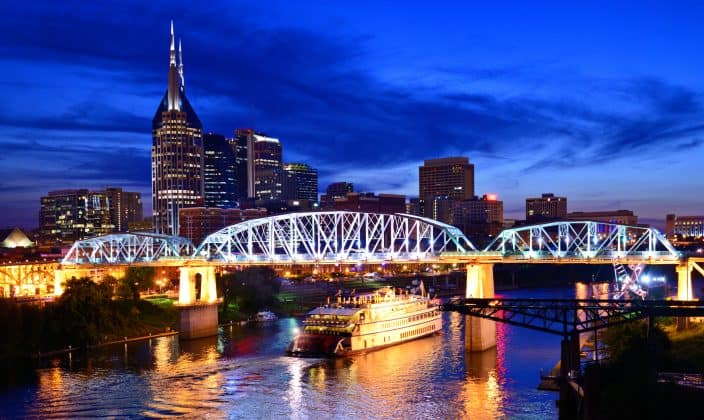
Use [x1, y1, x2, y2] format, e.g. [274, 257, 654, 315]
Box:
[2, 1, 704, 229]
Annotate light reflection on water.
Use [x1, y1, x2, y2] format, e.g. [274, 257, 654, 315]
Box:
[0, 287, 595, 419]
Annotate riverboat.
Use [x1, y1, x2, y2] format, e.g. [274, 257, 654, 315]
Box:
[286, 284, 442, 356]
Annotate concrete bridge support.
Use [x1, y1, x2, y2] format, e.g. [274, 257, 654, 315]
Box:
[676, 260, 704, 330]
[676, 263, 693, 301]
[465, 263, 497, 351]
[177, 266, 219, 340]
[54, 269, 65, 296]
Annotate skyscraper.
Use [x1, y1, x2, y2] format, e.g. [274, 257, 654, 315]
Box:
[39, 189, 115, 242]
[320, 182, 353, 209]
[525, 193, 567, 223]
[253, 134, 283, 200]
[282, 163, 318, 202]
[419, 157, 475, 201]
[203, 133, 237, 208]
[105, 187, 143, 232]
[234, 128, 255, 200]
[152, 21, 204, 235]
[452, 194, 504, 240]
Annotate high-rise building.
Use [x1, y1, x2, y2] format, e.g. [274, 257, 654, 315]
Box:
[419, 157, 475, 201]
[320, 182, 354, 209]
[666, 214, 704, 238]
[332, 192, 406, 214]
[234, 128, 255, 200]
[525, 193, 567, 223]
[203, 133, 238, 208]
[326, 182, 354, 198]
[39, 189, 115, 242]
[152, 22, 204, 235]
[452, 194, 504, 240]
[406, 197, 425, 217]
[253, 134, 283, 200]
[179, 206, 267, 245]
[105, 187, 143, 232]
[282, 163, 318, 202]
[425, 196, 455, 224]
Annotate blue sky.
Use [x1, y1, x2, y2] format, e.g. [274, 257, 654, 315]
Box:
[1, 0, 703, 228]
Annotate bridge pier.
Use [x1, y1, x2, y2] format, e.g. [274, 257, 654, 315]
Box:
[465, 264, 496, 351]
[54, 269, 66, 296]
[676, 263, 693, 301]
[176, 266, 219, 340]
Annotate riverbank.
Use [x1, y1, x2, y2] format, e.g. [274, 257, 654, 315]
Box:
[0, 280, 179, 371]
[32, 330, 180, 359]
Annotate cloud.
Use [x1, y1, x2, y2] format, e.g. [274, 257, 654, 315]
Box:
[1, 1, 703, 227]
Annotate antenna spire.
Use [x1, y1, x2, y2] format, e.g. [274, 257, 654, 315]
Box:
[169, 20, 176, 66]
[178, 38, 184, 90]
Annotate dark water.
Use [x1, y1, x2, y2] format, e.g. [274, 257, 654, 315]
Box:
[0, 287, 592, 419]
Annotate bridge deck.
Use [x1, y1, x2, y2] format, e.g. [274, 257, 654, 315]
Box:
[442, 298, 704, 336]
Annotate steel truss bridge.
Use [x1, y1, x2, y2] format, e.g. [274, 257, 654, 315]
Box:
[59, 214, 682, 266]
[62, 232, 195, 265]
[194, 211, 475, 264]
[442, 298, 704, 337]
[455, 220, 678, 264]
[442, 297, 704, 387]
[61, 212, 474, 265]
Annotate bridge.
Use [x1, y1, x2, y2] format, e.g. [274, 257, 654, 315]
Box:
[5, 212, 704, 340]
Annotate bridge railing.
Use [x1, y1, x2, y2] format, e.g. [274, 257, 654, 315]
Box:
[202, 251, 449, 264]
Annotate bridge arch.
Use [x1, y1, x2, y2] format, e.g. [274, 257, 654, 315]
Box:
[195, 211, 475, 263]
[484, 220, 679, 260]
[63, 233, 195, 264]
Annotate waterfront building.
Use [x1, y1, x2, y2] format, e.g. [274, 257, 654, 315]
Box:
[567, 210, 637, 226]
[320, 182, 354, 209]
[0, 228, 33, 248]
[452, 194, 504, 239]
[233, 128, 255, 200]
[666, 214, 704, 238]
[179, 206, 267, 244]
[282, 163, 318, 202]
[332, 192, 406, 214]
[253, 134, 283, 200]
[105, 187, 143, 232]
[203, 132, 238, 208]
[525, 193, 567, 223]
[152, 21, 204, 235]
[39, 189, 114, 242]
[419, 157, 474, 201]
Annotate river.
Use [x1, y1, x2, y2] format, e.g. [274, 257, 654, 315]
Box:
[1, 285, 604, 419]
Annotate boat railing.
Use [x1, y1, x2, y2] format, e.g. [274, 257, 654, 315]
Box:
[303, 319, 352, 328]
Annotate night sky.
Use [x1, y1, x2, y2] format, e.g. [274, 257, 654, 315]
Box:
[2, 1, 703, 229]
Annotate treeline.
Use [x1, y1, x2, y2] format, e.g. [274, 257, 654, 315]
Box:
[583, 319, 704, 418]
[217, 267, 280, 320]
[0, 267, 175, 370]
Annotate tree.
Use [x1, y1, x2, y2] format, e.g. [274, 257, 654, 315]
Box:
[218, 267, 280, 315]
[51, 277, 118, 346]
[118, 267, 156, 301]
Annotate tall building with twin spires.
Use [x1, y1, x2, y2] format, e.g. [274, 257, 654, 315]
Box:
[151, 21, 204, 235]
